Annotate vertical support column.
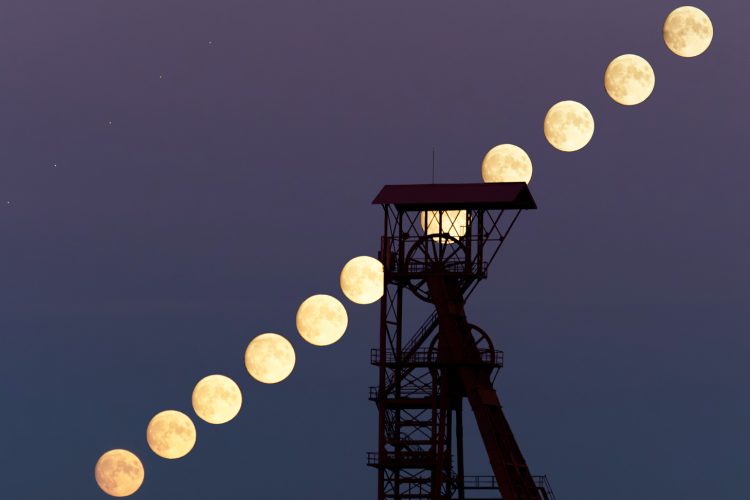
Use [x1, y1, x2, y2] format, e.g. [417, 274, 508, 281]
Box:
[464, 211, 472, 275]
[394, 283, 403, 500]
[378, 207, 389, 500]
[456, 404, 465, 500]
[395, 209, 405, 500]
[432, 369, 449, 500]
[476, 209, 484, 275]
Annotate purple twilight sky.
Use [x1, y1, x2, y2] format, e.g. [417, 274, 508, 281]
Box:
[0, 1, 748, 499]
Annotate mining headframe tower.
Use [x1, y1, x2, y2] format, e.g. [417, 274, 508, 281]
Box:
[368, 182, 555, 500]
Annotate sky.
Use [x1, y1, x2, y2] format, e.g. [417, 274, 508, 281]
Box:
[0, 1, 748, 499]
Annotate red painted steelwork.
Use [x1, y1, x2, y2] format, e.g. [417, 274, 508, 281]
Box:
[368, 183, 555, 500]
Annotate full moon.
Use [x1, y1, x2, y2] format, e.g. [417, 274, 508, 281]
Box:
[481, 144, 532, 183]
[146, 410, 196, 459]
[604, 54, 655, 106]
[296, 294, 348, 346]
[543, 100, 595, 152]
[245, 333, 296, 384]
[340, 256, 384, 305]
[420, 210, 467, 241]
[192, 374, 242, 424]
[94, 449, 144, 497]
[663, 6, 713, 57]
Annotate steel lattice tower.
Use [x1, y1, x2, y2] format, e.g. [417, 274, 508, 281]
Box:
[367, 183, 556, 500]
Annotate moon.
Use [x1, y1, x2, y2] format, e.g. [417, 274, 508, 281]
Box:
[296, 294, 348, 346]
[663, 6, 713, 57]
[420, 210, 467, 241]
[94, 449, 145, 497]
[604, 54, 655, 106]
[245, 333, 296, 384]
[481, 144, 532, 183]
[146, 410, 196, 459]
[192, 374, 242, 424]
[543, 100, 595, 152]
[340, 256, 384, 305]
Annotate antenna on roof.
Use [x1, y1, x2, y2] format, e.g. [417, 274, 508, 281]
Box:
[432, 147, 436, 184]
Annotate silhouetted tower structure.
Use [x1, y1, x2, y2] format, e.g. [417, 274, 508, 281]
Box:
[368, 183, 555, 500]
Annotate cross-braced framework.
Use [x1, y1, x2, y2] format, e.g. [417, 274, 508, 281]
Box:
[368, 183, 556, 500]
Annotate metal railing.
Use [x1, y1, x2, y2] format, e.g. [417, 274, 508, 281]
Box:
[460, 475, 499, 490]
[534, 475, 558, 500]
[399, 258, 488, 276]
[371, 348, 503, 367]
[369, 384, 434, 400]
[457, 475, 556, 499]
[367, 450, 437, 467]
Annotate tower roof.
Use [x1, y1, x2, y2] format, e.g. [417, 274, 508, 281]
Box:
[372, 182, 537, 210]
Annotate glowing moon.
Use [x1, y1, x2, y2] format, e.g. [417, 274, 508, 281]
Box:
[192, 374, 242, 424]
[94, 449, 145, 497]
[543, 100, 595, 152]
[604, 54, 655, 106]
[481, 144, 532, 183]
[663, 6, 713, 57]
[296, 294, 348, 346]
[420, 210, 467, 241]
[340, 256, 384, 305]
[146, 410, 196, 459]
[244, 333, 296, 384]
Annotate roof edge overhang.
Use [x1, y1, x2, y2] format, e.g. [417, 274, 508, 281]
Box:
[372, 182, 537, 210]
